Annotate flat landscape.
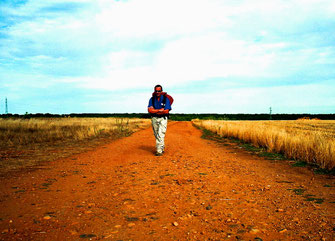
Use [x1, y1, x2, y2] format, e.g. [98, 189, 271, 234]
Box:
[0, 121, 334, 240]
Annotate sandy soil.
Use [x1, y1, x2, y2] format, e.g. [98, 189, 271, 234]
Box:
[0, 121, 334, 240]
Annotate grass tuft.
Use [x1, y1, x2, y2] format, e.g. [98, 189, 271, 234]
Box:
[292, 161, 308, 167]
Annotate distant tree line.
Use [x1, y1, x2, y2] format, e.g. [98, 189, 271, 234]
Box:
[1, 113, 335, 121]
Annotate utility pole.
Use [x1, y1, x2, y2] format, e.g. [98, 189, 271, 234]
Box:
[5, 97, 8, 114]
[269, 107, 272, 120]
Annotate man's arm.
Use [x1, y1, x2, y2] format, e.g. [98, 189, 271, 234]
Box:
[154, 96, 170, 115]
[148, 97, 158, 114]
[157, 108, 169, 115]
[148, 96, 170, 115]
[148, 106, 167, 114]
[148, 106, 160, 114]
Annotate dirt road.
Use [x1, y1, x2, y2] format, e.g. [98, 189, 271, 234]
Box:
[0, 121, 334, 240]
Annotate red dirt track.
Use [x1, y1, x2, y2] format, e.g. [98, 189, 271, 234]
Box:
[0, 121, 334, 240]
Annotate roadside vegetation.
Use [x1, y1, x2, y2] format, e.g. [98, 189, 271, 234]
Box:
[193, 119, 335, 170]
[1, 117, 150, 146]
[2, 113, 335, 121]
[0, 118, 151, 173]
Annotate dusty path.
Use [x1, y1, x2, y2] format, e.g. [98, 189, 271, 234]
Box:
[0, 121, 334, 240]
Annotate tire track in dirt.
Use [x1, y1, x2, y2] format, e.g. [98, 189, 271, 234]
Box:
[0, 121, 334, 240]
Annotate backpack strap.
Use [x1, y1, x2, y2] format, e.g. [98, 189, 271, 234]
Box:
[150, 94, 169, 118]
[162, 94, 169, 118]
[151, 96, 159, 107]
[163, 94, 167, 106]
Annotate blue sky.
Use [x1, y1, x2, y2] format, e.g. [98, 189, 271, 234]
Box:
[0, 0, 335, 114]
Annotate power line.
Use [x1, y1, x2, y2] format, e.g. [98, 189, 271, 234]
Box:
[5, 97, 8, 114]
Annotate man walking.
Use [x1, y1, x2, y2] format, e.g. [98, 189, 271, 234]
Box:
[148, 85, 172, 156]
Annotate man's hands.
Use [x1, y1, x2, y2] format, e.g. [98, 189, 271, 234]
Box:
[148, 106, 158, 114]
[157, 108, 169, 115]
[148, 107, 169, 115]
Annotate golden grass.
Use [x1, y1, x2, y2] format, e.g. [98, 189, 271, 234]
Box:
[0, 117, 150, 147]
[0, 117, 151, 173]
[192, 119, 335, 170]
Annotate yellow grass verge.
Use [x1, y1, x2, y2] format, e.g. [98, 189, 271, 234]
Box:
[0, 117, 151, 173]
[0, 117, 151, 147]
[192, 119, 335, 170]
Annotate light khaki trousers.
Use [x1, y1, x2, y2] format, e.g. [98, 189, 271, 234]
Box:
[151, 117, 168, 153]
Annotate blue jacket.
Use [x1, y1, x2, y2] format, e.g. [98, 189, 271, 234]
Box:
[148, 95, 171, 117]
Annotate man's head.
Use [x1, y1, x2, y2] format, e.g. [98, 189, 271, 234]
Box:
[154, 84, 163, 96]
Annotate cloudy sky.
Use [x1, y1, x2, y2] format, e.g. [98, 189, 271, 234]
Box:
[1, 0, 334, 114]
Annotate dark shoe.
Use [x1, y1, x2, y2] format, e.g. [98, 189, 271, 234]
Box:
[155, 152, 163, 156]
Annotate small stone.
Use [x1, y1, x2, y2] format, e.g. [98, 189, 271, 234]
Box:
[128, 223, 135, 227]
[114, 225, 121, 228]
[104, 234, 113, 239]
[173, 222, 179, 226]
[79, 234, 97, 238]
[70, 230, 78, 235]
[279, 228, 287, 233]
[85, 210, 92, 214]
[43, 215, 51, 220]
[206, 205, 213, 210]
[250, 228, 260, 234]
[276, 209, 284, 212]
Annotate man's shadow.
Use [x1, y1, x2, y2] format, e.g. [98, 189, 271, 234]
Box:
[139, 145, 156, 154]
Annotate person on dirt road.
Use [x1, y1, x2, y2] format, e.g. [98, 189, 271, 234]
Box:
[148, 85, 171, 156]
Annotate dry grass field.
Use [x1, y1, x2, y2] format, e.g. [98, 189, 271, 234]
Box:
[193, 119, 335, 170]
[0, 117, 150, 146]
[0, 117, 151, 173]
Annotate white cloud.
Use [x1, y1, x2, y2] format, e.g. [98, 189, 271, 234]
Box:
[78, 67, 157, 90]
[154, 34, 274, 80]
[1, 0, 335, 113]
[94, 0, 232, 39]
[83, 92, 150, 113]
[172, 80, 335, 114]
